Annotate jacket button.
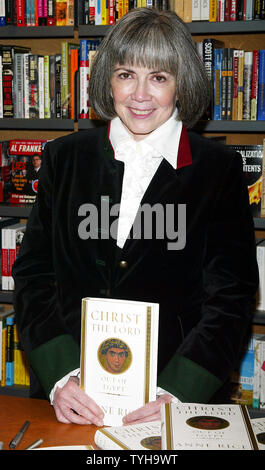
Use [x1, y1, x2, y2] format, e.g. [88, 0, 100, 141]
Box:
[119, 260, 128, 269]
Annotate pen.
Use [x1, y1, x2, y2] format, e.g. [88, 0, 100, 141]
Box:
[9, 420, 30, 449]
[24, 439, 43, 450]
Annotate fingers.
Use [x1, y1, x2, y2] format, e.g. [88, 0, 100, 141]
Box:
[122, 393, 173, 426]
[53, 376, 104, 426]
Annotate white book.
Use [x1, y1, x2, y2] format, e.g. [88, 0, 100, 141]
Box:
[251, 418, 265, 450]
[260, 341, 265, 409]
[8, 223, 26, 290]
[246, 0, 255, 20]
[192, 0, 201, 20]
[253, 334, 265, 409]
[38, 56, 45, 119]
[161, 402, 259, 450]
[23, 53, 30, 119]
[44, 55, 50, 119]
[218, 0, 225, 21]
[95, 421, 161, 450]
[200, 0, 209, 20]
[80, 297, 159, 426]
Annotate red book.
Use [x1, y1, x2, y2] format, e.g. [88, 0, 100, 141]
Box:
[230, 0, 237, 20]
[16, 0, 25, 26]
[109, 0, 115, 25]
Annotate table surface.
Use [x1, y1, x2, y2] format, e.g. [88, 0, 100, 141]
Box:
[0, 394, 98, 450]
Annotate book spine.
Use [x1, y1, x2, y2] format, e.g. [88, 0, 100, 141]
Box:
[14, 54, 24, 119]
[237, 50, 245, 120]
[67, 0, 74, 24]
[246, 0, 254, 19]
[200, 0, 209, 19]
[44, 55, 51, 119]
[0, 319, 7, 386]
[0, 0, 5, 25]
[13, 322, 25, 386]
[38, 56, 45, 119]
[5, 315, 14, 386]
[100, 0, 108, 24]
[61, 42, 69, 118]
[224, 0, 230, 20]
[209, 0, 217, 20]
[221, 48, 228, 120]
[56, 0, 67, 25]
[192, 0, 201, 21]
[1, 228, 9, 291]
[47, 0, 56, 25]
[237, 0, 244, 18]
[230, 0, 237, 19]
[108, 0, 115, 24]
[257, 50, 265, 121]
[89, 0, 95, 24]
[226, 48, 234, 120]
[243, 51, 253, 120]
[8, 228, 16, 291]
[70, 49, 78, 120]
[218, 0, 225, 20]
[29, 54, 39, 119]
[24, 54, 30, 119]
[213, 48, 223, 120]
[79, 39, 89, 119]
[16, 0, 25, 25]
[252, 336, 263, 408]
[232, 50, 239, 120]
[55, 53, 61, 118]
[49, 55, 56, 118]
[95, 0, 101, 24]
[174, 0, 184, 20]
[251, 50, 259, 121]
[261, 0, 265, 17]
[254, 0, 261, 18]
[2, 47, 14, 118]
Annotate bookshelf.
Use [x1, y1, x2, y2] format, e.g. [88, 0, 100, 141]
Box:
[0, 14, 265, 408]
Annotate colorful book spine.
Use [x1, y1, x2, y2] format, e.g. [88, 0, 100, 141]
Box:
[5, 314, 14, 386]
[237, 50, 245, 120]
[79, 39, 89, 119]
[0, 0, 5, 25]
[1, 228, 9, 291]
[44, 55, 51, 119]
[243, 51, 253, 120]
[251, 50, 259, 121]
[257, 50, 265, 121]
[38, 56, 45, 119]
[230, 0, 237, 19]
[213, 48, 223, 120]
[221, 48, 228, 119]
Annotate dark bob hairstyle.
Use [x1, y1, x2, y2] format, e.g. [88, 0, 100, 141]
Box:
[89, 7, 211, 129]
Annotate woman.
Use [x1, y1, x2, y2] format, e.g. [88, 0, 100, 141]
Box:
[12, 8, 258, 426]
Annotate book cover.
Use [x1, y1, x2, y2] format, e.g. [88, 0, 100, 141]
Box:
[230, 335, 255, 406]
[252, 333, 265, 408]
[8, 222, 26, 290]
[161, 402, 259, 450]
[227, 144, 263, 217]
[0, 139, 47, 205]
[80, 297, 159, 426]
[95, 421, 161, 450]
[257, 50, 265, 121]
[251, 418, 265, 449]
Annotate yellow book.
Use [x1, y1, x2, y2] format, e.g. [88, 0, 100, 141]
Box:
[101, 0, 109, 24]
[209, 0, 217, 22]
[237, 50, 245, 121]
[183, 0, 192, 22]
[14, 323, 25, 386]
[174, 0, 184, 19]
[56, 0, 67, 26]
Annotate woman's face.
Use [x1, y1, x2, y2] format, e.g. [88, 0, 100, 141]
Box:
[110, 63, 177, 141]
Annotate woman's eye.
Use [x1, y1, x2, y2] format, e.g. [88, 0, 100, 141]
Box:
[153, 75, 166, 82]
[118, 72, 131, 79]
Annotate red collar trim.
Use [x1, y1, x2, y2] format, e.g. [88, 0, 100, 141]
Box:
[176, 125, 192, 169]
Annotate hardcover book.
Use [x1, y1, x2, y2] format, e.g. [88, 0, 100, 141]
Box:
[227, 144, 263, 217]
[80, 297, 159, 426]
[94, 421, 161, 450]
[161, 402, 259, 450]
[251, 418, 265, 449]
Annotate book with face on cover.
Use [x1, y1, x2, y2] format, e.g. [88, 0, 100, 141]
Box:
[251, 418, 265, 450]
[80, 297, 159, 426]
[161, 402, 259, 450]
[94, 421, 161, 450]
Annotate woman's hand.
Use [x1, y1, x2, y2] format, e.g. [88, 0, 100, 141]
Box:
[53, 376, 104, 426]
[122, 393, 173, 426]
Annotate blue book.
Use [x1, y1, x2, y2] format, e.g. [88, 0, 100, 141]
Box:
[5, 314, 15, 386]
[213, 48, 223, 120]
[257, 50, 265, 120]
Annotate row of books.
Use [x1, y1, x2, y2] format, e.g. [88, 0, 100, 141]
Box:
[197, 41, 265, 121]
[230, 332, 265, 411]
[0, 0, 74, 27]
[0, 309, 30, 388]
[0, 41, 102, 119]
[77, 0, 265, 26]
[93, 411, 265, 450]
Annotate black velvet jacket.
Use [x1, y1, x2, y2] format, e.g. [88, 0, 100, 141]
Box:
[12, 125, 259, 402]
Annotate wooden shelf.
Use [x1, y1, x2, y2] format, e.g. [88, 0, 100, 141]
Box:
[0, 25, 74, 38]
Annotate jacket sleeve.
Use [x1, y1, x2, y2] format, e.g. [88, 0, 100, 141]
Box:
[12, 142, 80, 398]
[158, 149, 259, 403]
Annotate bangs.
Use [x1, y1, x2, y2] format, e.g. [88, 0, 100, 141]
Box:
[112, 27, 178, 74]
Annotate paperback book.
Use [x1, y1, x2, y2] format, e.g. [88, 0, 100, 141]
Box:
[80, 297, 159, 426]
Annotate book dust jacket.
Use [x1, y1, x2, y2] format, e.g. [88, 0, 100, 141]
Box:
[80, 297, 159, 426]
